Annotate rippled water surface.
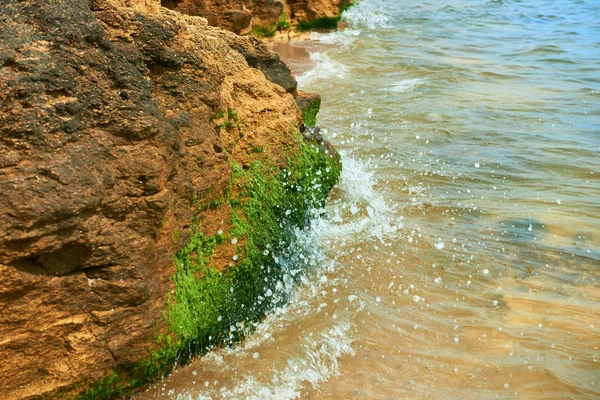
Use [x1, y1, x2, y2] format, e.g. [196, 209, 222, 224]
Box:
[139, 0, 599, 398]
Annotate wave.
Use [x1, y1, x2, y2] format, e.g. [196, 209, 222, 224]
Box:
[381, 78, 426, 93]
[309, 29, 361, 46]
[342, 0, 392, 30]
[515, 44, 567, 55]
[296, 51, 348, 86]
[177, 320, 355, 400]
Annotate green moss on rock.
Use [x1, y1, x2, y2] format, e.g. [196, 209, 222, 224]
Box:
[169, 137, 341, 344]
[296, 3, 353, 32]
[296, 15, 342, 32]
[252, 12, 291, 37]
[70, 137, 341, 399]
[301, 97, 321, 127]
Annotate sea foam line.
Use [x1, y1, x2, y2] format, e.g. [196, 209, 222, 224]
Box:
[177, 320, 355, 400]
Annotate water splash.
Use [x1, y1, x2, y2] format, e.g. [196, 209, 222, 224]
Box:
[309, 29, 361, 45]
[342, 0, 392, 30]
[177, 320, 355, 400]
[325, 154, 402, 244]
[296, 52, 348, 87]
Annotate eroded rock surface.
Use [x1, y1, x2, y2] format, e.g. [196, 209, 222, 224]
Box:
[283, 0, 351, 23]
[160, 0, 253, 34]
[158, 0, 352, 35]
[0, 0, 303, 398]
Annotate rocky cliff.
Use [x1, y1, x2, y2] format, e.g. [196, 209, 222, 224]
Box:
[0, 0, 339, 398]
[160, 0, 353, 38]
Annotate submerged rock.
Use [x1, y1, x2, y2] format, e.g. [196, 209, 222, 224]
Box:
[0, 0, 339, 398]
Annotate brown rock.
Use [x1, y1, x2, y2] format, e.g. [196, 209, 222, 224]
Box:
[245, 0, 285, 26]
[250, 0, 354, 36]
[158, 0, 353, 38]
[161, 0, 253, 34]
[0, 0, 303, 398]
[220, 32, 298, 94]
[296, 90, 321, 114]
[284, 0, 351, 23]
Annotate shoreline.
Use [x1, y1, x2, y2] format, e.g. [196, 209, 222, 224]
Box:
[269, 38, 342, 79]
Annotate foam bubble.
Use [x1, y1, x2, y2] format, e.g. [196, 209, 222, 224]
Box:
[342, 0, 392, 30]
[179, 320, 355, 400]
[296, 51, 348, 87]
[323, 154, 403, 244]
[310, 29, 361, 45]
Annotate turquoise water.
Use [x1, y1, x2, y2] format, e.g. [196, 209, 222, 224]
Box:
[139, 1, 599, 398]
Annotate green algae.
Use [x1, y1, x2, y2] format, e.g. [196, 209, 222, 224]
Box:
[69, 137, 341, 399]
[296, 15, 342, 32]
[296, 3, 353, 32]
[301, 96, 321, 127]
[276, 12, 291, 31]
[168, 138, 341, 345]
[215, 107, 241, 132]
[252, 25, 277, 38]
[252, 12, 291, 37]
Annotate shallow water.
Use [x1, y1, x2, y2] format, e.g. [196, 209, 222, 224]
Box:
[139, 0, 599, 398]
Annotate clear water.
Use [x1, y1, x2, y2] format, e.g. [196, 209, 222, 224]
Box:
[139, 0, 600, 398]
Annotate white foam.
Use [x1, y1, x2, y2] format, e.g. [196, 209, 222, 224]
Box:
[223, 320, 354, 399]
[323, 154, 402, 244]
[304, 0, 391, 47]
[296, 51, 347, 87]
[179, 320, 355, 400]
[383, 78, 426, 93]
[309, 29, 361, 45]
[342, 0, 392, 30]
[170, 154, 397, 400]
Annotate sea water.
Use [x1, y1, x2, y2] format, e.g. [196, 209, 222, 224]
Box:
[139, 0, 599, 398]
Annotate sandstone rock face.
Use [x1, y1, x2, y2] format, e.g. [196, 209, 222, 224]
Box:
[0, 0, 303, 398]
[244, 0, 285, 26]
[158, 0, 352, 35]
[283, 0, 351, 23]
[160, 0, 253, 34]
